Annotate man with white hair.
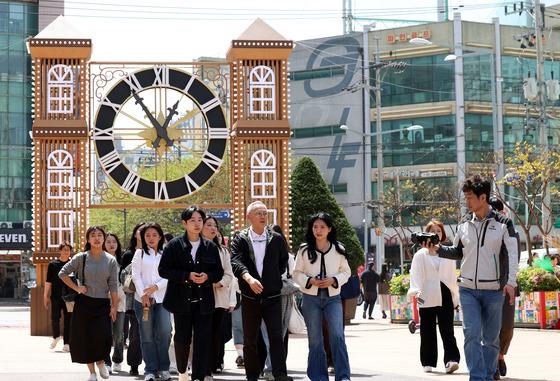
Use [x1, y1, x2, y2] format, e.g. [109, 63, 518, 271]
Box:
[231, 201, 292, 381]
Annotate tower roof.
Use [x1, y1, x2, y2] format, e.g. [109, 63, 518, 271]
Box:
[35, 15, 87, 39]
[236, 18, 287, 41]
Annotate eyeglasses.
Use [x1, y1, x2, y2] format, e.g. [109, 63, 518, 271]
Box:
[252, 211, 268, 217]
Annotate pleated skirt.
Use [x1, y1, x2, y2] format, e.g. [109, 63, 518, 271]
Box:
[69, 295, 112, 364]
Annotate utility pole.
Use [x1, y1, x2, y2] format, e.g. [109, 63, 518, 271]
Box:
[362, 24, 373, 262]
[374, 33, 385, 273]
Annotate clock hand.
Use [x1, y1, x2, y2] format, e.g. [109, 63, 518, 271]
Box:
[167, 108, 201, 131]
[132, 92, 170, 148]
[159, 100, 180, 147]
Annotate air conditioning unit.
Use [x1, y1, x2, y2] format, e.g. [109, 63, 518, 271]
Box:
[23, 220, 33, 229]
[0, 221, 13, 228]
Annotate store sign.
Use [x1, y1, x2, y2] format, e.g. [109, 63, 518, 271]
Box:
[387, 30, 431, 44]
[0, 228, 32, 250]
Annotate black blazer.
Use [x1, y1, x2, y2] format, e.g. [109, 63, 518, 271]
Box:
[158, 234, 223, 315]
[231, 227, 288, 299]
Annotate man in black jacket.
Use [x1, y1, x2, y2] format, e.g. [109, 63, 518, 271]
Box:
[231, 201, 291, 381]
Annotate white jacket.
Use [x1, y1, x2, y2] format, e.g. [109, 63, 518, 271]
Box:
[294, 243, 351, 297]
[132, 248, 168, 303]
[213, 245, 233, 309]
[408, 248, 459, 308]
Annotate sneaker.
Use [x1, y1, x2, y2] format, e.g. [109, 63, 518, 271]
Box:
[113, 363, 121, 372]
[368, 316, 374, 320]
[87, 373, 98, 381]
[204, 376, 213, 381]
[130, 367, 139, 376]
[159, 371, 172, 381]
[498, 359, 507, 377]
[169, 366, 178, 375]
[97, 363, 110, 379]
[445, 361, 459, 374]
[493, 368, 501, 380]
[214, 364, 223, 373]
[62, 344, 70, 352]
[49, 336, 62, 349]
[262, 371, 274, 380]
[362, 311, 366, 319]
[235, 355, 244, 368]
[423, 366, 433, 373]
[328, 366, 335, 375]
[179, 372, 190, 381]
[105, 364, 112, 375]
[382, 311, 387, 319]
[144, 374, 156, 381]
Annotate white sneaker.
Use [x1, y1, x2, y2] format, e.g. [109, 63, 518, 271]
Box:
[144, 374, 156, 381]
[204, 376, 213, 381]
[49, 336, 62, 349]
[62, 344, 70, 352]
[87, 373, 98, 381]
[159, 371, 172, 381]
[169, 365, 178, 375]
[179, 372, 190, 381]
[97, 363, 110, 379]
[423, 366, 433, 373]
[445, 361, 459, 374]
[112, 363, 121, 372]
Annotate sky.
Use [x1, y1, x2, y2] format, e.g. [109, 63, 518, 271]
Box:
[43, 0, 559, 61]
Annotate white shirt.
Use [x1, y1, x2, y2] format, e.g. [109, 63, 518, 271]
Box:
[428, 255, 440, 271]
[190, 239, 200, 262]
[131, 248, 168, 303]
[249, 227, 267, 277]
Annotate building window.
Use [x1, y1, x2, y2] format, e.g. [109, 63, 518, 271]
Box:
[330, 183, 348, 193]
[47, 210, 74, 248]
[267, 209, 278, 225]
[249, 66, 275, 115]
[47, 149, 73, 200]
[292, 124, 347, 139]
[251, 149, 276, 199]
[289, 66, 345, 81]
[47, 64, 74, 115]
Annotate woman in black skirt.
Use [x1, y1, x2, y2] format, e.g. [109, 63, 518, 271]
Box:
[59, 226, 119, 381]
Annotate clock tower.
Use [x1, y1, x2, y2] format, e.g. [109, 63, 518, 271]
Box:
[227, 19, 293, 244]
[28, 17, 91, 335]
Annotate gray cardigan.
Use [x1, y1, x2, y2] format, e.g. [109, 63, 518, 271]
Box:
[59, 252, 119, 299]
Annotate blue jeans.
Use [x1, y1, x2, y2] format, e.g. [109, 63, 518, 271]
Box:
[301, 292, 351, 381]
[134, 301, 172, 375]
[459, 287, 504, 381]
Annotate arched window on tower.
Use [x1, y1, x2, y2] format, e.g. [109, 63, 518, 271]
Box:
[249, 65, 275, 115]
[47, 64, 74, 115]
[47, 149, 74, 200]
[250, 149, 276, 199]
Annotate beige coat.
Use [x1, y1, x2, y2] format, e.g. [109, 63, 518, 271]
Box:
[293, 243, 351, 297]
[213, 245, 233, 309]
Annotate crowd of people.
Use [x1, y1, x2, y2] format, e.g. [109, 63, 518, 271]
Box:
[44, 175, 523, 381]
[45, 201, 352, 381]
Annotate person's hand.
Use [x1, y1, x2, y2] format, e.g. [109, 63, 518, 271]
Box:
[43, 296, 50, 310]
[143, 284, 158, 296]
[76, 285, 87, 295]
[141, 294, 151, 307]
[227, 306, 235, 313]
[317, 278, 336, 288]
[246, 276, 263, 294]
[503, 284, 516, 305]
[190, 272, 208, 284]
[110, 306, 117, 322]
[420, 242, 439, 256]
[213, 282, 223, 289]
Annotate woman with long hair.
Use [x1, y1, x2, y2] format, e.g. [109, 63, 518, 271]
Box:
[59, 226, 119, 381]
[104, 233, 125, 373]
[132, 222, 172, 381]
[201, 216, 233, 378]
[293, 212, 351, 381]
[120, 223, 145, 376]
[378, 264, 392, 319]
[408, 220, 460, 374]
[158, 206, 223, 381]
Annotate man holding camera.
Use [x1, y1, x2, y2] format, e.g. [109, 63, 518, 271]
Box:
[423, 175, 518, 381]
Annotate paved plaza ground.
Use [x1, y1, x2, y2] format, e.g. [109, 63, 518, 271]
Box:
[0, 305, 558, 381]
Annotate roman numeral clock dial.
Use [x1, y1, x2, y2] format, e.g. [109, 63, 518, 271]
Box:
[93, 67, 228, 200]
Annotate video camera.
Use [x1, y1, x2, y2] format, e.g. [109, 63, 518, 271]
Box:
[411, 232, 440, 245]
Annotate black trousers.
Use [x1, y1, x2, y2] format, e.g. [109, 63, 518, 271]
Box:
[126, 310, 143, 368]
[363, 291, 378, 318]
[207, 307, 226, 375]
[418, 283, 460, 367]
[51, 297, 71, 343]
[241, 296, 287, 381]
[499, 293, 516, 355]
[174, 303, 212, 380]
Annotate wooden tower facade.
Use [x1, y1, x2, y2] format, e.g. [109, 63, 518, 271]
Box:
[28, 18, 91, 335]
[227, 19, 293, 243]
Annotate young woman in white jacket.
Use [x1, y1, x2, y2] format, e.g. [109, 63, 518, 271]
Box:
[293, 212, 351, 381]
[408, 220, 460, 375]
[201, 216, 233, 378]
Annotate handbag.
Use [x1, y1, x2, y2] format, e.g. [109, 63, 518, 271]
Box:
[61, 253, 86, 312]
[122, 263, 136, 294]
[288, 296, 306, 334]
[280, 266, 300, 296]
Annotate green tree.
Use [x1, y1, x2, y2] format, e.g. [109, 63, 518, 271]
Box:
[290, 157, 364, 273]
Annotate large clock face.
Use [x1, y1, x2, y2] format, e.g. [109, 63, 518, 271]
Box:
[93, 67, 228, 201]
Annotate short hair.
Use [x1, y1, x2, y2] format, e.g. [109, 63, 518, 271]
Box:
[181, 205, 206, 221]
[462, 175, 491, 202]
[489, 197, 504, 212]
[246, 201, 267, 215]
[425, 220, 447, 243]
[163, 232, 174, 243]
[58, 241, 73, 251]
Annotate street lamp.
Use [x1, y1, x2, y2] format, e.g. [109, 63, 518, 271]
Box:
[341, 124, 423, 271]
